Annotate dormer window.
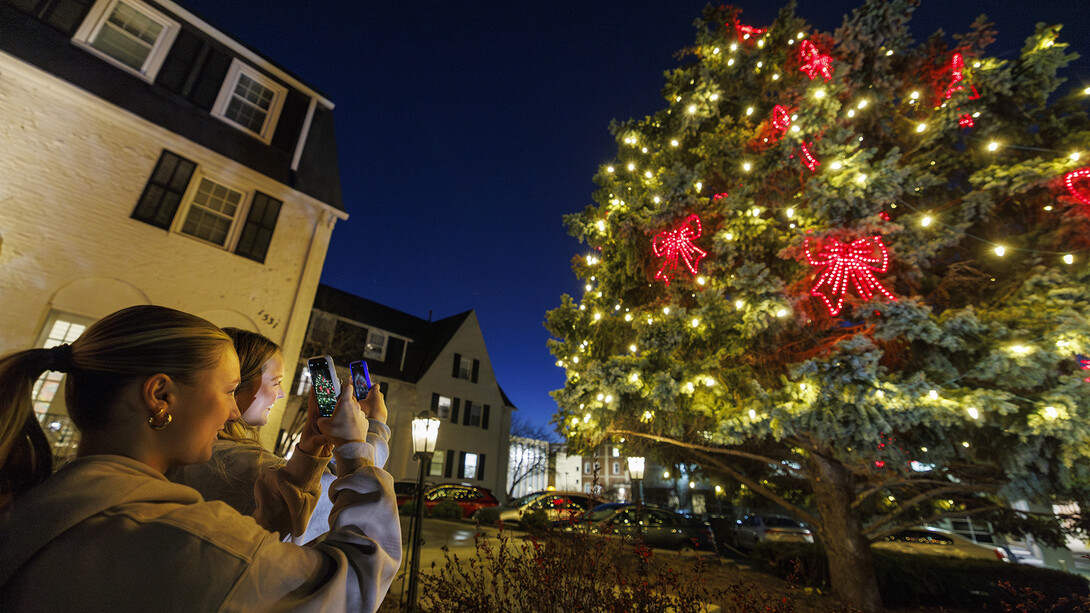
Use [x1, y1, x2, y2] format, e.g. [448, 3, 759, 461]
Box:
[212, 59, 287, 143]
[73, 0, 179, 81]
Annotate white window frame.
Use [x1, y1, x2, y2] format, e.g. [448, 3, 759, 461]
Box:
[364, 330, 387, 361]
[171, 174, 249, 249]
[73, 0, 180, 83]
[211, 58, 288, 144]
[32, 312, 94, 415]
[612, 462, 620, 475]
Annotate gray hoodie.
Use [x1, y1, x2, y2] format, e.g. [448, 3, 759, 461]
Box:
[0, 420, 400, 612]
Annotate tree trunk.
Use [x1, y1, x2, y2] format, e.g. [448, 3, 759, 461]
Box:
[810, 453, 883, 612]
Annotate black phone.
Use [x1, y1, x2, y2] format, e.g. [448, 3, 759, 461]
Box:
[306, 355, 340, 418]
[349, 360, 372, 401]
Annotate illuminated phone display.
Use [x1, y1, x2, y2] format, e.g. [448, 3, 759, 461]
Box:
[307, 356, 339, 418]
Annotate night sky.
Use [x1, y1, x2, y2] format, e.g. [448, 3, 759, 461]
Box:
[179, 0, 1089, 437]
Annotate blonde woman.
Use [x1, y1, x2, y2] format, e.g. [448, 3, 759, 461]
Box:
[0, 305, 399, 612]
[169, 328, 333, 539]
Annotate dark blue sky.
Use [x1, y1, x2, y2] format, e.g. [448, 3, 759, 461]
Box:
[180, 1, 1088, 437]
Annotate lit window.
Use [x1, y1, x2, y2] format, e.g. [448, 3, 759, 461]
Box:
[437, 395, 452, 419]
[458, 357, 472, 380]
[463, 452, 479, 479]
[429, 450, 446, 476]
[179, 178, 244, 246]
[364, 331, 387, 361]
[212, 59, 288, 143]
[74, 0, 179, 80]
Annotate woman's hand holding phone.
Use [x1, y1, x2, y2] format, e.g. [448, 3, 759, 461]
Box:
[315, 381, 368, 446]
[358, 384, 388, 424]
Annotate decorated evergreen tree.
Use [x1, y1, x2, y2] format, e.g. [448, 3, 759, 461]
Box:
[545, 0, 1090, 609]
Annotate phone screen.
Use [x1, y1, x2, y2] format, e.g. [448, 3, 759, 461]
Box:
[308, 357, 338, 417]
[350, 360, 371, 401]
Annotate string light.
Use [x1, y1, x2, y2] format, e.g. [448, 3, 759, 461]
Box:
[1064, 169, 1090, 206]
[798, 40, 834, 81]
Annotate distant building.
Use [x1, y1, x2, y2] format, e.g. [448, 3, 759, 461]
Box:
[292, 284, 514, 498]
[548, 443, 582, 492]
[0, 0, 347, 451]
[579, 444, 633, 501]
[506, 436, 548, 500]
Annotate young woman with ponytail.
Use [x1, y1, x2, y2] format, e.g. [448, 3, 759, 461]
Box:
[0, 305, 400, 612]
[169, 328, 334, 539]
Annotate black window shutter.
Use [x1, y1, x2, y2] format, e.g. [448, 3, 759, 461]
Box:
[270, 89, 310, 153]
[234, 191, 282, 263]
[457, 452, 466, 479]
[452, 353, 461, 378]
[471, 359, 480, 383]
[189, 47, 231, 110]
[482, 405, 490, 430]
[386, 337, 405, 370]
[478, 454, 486, 480]
[132, 151, 196, 229]
[444, 450, 454, 478]
[41, 0, 94, 35]
[430, 393, 439, 413]
[155, 27, 202, 95]
[463, 401, 472, 426]
[451, 398, 460, 424]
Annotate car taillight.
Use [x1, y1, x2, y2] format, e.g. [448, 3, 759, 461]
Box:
[995, 548, 1009, 562]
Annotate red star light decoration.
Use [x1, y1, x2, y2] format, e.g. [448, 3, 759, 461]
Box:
[798, 40, 833, 81]
[1064, 168, 1090, 206]
[805, 235, 897, 316]
[942, 53, 980, 101]
[651, 214, 707, 286]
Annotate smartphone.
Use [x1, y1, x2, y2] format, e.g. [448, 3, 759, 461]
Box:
[350, 360, 372, 401]
[307, 355, 340, 418]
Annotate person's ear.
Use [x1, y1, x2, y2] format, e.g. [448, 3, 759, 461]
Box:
[140, 373, 175, 413]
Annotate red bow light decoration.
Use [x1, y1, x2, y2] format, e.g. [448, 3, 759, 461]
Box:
[798, 40, 833, 81]
[730, 18, 766, 42]
[771, 105, 792, 136]
[652, 214, 707, 286]
[805, 235, 897, 316]
[942, 53, 979, 101]
[1064, 168, 1090, 207]
[799, 141, 820, 171]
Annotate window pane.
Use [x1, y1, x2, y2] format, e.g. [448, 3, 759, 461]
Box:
[464, 453, 478, 479]
[89, 1, 162, 71]
[180, 178, 243, 246]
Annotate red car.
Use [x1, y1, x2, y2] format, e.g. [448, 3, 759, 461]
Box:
[418, 484, 498, 518]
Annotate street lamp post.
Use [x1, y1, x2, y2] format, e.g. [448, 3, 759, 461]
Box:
[407, 413, 440, 613]
[627, 456, 645, 503]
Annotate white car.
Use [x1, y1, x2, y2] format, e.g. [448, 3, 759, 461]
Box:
[731, 514, 814, 549]
[498, 491, 597, 527]
[872, 527, 1011, 562]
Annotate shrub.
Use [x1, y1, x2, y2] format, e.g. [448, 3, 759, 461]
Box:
[473, 506, 500, 525]
[431, 499, 463, 520]
[521, 509, 550, 534]
[750, 542, 828, 588]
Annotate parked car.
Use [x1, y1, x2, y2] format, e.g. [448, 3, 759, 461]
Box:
[394, 481, 421, 507]
[497, 491, 597, 527]
[568, 503, 716, 552]
[418, 484, 499, 518]
[872, 527, 1011, 562]
[731, 514, 814, 549]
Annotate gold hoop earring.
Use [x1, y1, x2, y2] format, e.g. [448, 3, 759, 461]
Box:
[149, 408, 172, 430]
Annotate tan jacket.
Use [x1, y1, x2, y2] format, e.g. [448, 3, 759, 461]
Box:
[167, 439, 332, 538]
[0, 420, 400, 612]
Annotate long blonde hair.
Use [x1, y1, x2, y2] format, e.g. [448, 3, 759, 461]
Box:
[0, 305, 232, 501]
[219, 328, 281, 446]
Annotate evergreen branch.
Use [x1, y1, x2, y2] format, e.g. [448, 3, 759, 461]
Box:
[862, 484, 1001, 537]
[606, 429, 798, 472]
[867, 504, 1006, 542]
[686, 448, 821, 528]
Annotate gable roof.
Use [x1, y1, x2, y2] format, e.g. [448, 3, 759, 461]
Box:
[313, 283, 471, 383]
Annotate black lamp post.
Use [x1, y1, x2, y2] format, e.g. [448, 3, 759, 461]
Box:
[406, 413, 440, 613]
[627, 456, 645, 503]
